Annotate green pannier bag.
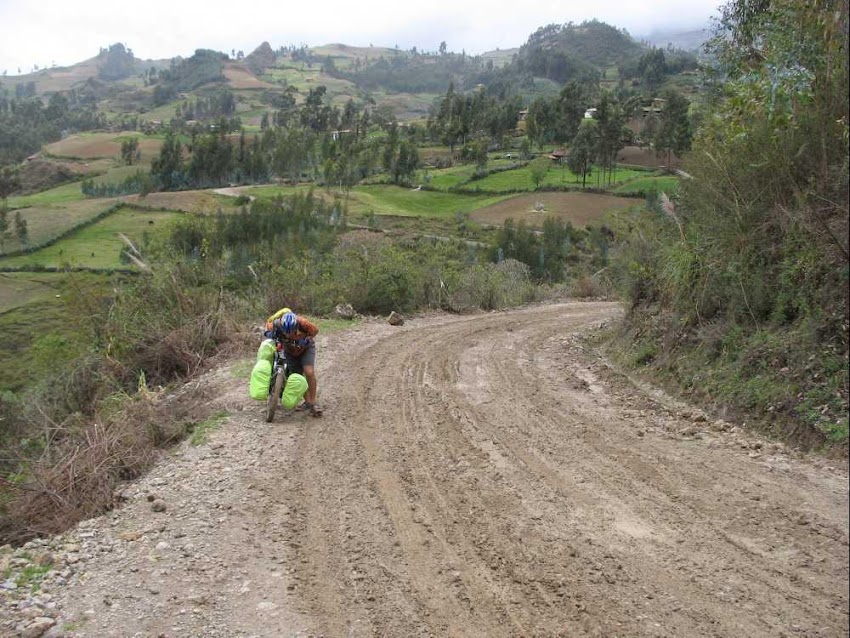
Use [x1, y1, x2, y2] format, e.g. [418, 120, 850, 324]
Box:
[249, 359, 272, 401]
[257, 339, 276, 363]
[282, 373, 308, 409]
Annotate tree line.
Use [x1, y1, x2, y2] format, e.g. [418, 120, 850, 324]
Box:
[0, 87, 105, 166]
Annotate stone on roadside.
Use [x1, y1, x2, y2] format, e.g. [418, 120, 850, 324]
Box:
[20, 617, 56, 638]
[334, 303, 357, 320]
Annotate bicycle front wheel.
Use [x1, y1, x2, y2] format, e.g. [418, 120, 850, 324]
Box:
[266, 369, 285, 422]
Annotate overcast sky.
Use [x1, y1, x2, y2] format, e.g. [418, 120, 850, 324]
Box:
[0, 0, 723, 76]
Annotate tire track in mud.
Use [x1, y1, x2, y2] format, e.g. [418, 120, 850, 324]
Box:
[281, 302, 848, 638]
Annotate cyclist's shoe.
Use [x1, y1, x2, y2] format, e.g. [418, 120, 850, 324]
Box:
[310, 403, 323, 417]
[296, 401, 313, 413]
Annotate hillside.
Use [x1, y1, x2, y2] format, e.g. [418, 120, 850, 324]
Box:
[0, 21, 696, 127]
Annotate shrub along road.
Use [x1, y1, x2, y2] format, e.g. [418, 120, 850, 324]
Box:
[6, 302, 847, 637]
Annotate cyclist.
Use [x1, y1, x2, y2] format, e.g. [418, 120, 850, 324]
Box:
[264, 310, 322, 416]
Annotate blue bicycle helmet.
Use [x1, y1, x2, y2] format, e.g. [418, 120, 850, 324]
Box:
[282, 311, 298, 334]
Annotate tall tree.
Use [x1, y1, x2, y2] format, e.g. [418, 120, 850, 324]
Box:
[392, 139, 419, 185]
[0, 166, 20, 209]
[593, 93, 625, 185]
[554, 82, 589, 145]
[653, 90, 692, 166]
[13, 211, 27, 248]
[150, 131, 184, 190]
[529, 156, 550, 189]
[637, 48, 666, 90]
[567, 119, 597, 187]
[526, 97, 557, 149]
[0, 209, 9, 251]
[120, 137, 139, 165]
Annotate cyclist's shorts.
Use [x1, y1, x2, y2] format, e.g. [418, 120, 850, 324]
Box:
[284, 342, 316, 373]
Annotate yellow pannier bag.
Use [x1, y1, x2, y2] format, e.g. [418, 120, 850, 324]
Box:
[257, 338, 276, 363]
[281, 373, 308, 409]
[249, 359, 272, 401]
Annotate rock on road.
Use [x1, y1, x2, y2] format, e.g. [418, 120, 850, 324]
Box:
[5, 301, 847, 637]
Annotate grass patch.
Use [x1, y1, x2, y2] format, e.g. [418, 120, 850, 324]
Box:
[0, 274, 111, 391]
[605, 312, 849, 452]
[0, 301, 69, 392]
[0, 272, 68, 313]
[189, 410, 229, 446]
[422, 165, 476, 190]
[632, 341, 657, 365]
[316, 316, 363, 332]
[0, 207, 179, 270]
[238, 183, 324, 199]
[1, 198, 122, 252]
[465, 164, 648, 192]
[92, 163, 154, 185]
[15, 561, 51, 593]
[7, 181, 86, 208]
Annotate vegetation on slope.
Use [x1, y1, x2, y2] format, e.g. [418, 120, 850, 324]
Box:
[607, 0, 849, 450]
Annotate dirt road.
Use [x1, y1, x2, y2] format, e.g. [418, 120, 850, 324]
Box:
[15, 301, 848, 637]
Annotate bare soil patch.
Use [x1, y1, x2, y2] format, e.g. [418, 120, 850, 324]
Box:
[224, 65, 277, 89]
[471, 192, 643, 228]
[46, 134, 162, 161]
[122, 189, 240, 214]
[617, 145, 684, 169]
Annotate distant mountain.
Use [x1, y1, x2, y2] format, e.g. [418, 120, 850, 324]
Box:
[520, 20, 644, 68]
[243, 41, 276, 75]
[0, 19, 700, 127]
[637, 27, 711, 53]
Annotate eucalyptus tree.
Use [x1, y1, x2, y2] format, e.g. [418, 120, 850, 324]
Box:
[150, 131, 185, 190]
[554, 82, 589, 146]
[526, 97, 559, 150]
[593, 93, 625, 185]
[13, 211, 27, 248]
[0, 165, 20, 209]
[567, 118, 597, 187]
[653, 89, 691, 167]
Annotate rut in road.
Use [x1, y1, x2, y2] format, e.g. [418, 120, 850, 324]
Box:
[280, 302, 849, 638]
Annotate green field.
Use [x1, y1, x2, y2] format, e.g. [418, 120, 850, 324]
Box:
[237, 184, 324, 199]
[2, 198, 122, 254]
[465, 164, 650, 192]
[7, 181, 86, 208]
[0, 207, 179, 270]
[421, 164, 478, 190]
[92, 164, 153, 185]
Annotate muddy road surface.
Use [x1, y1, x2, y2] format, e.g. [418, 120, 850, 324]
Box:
[23, 301, 848, 637]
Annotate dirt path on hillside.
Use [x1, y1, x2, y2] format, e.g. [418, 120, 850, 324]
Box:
[5, 302, 848, 637]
